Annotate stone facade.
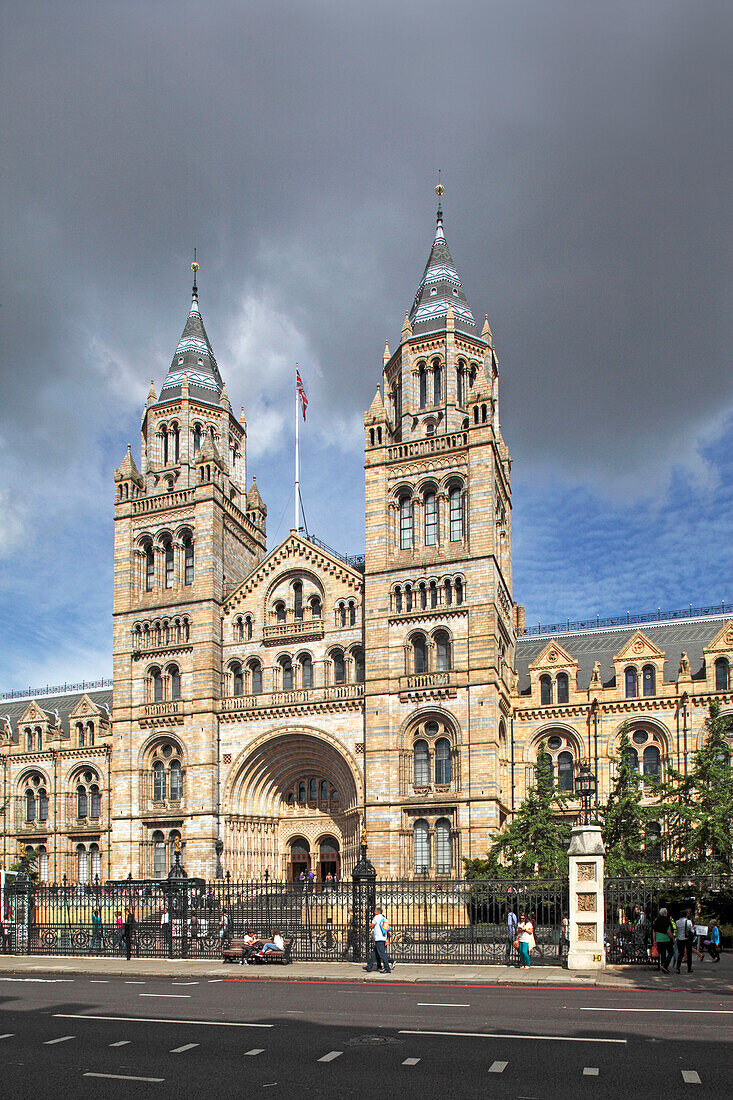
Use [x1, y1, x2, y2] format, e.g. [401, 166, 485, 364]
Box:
[2, 207, 733, 882]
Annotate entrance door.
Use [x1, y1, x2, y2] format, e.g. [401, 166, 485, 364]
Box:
[318, 836, 340, 881]
[289, 838, 310, 882]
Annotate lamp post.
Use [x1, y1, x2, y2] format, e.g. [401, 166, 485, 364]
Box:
[576, 765, 597, 826]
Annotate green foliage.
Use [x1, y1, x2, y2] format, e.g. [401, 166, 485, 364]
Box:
[465, 741, 572, 878]
[661, 699, 733, 874]
[9, 847, 39, 881]
[601, 724, 659, 875]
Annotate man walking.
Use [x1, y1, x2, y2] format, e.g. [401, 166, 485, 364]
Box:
[122, 907, 136, 961]
[675, 908, 695, 974]
[506, 907, 518, 965]
[364, 906, 391, 974]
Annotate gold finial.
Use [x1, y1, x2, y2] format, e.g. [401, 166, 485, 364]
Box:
[360, 823, 367, 847]
[435, 169, 444, 198]
[191, 248, 199, 296]
[174, 836, 181, 855]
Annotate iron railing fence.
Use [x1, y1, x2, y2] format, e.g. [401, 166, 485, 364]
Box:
[3, 875, 569, 964]
[522, 602, 729, 637]
[604, 875, 731, 965]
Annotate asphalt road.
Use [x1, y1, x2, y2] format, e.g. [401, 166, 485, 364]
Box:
[0, 972, 730, 1099]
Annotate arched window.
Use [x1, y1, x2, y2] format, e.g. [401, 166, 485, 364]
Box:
[413, 740, 430, 785]
[435, 738, 452, 784]
[435, 630, 452, 672]
[90, 784, 101, 819]
[162, 426, 169, 466]
[338, 602, 347, 627]
[412, 633, 427, 674]
[153, 760, 166, 801]
[557, 751, 574, 792]
[144, 541, 154, 591]
[275, 601, 286, 624]
[280, 655, 294, 691]
[414, 818, 430, 873]
[232, 662, 244, 696]
[300, 653, 313, 689]
[87, 721, 95, 747]
[77, 844, 89, 884]
[25, 788, 35, 822]
[645, 821, 662, 864]
[419, 365, 428, 410]
[540, 752, 554, 785]
[193, 424, 202, 454]
[153, 830, 166, 877]
[150, 667, 163, 703]
[449, 486, 464, 541]
[399, 494, 413, 550]
[169, 760, 183, 801]
[309, 778, 317, 801]
[245, 614, 253, 639]
[433, 361, 442, 405]
[163, 537, 174, 589]
[353, 647, 365, 683]
[394, 587, 403, 613]
[169, 664, 181, 701]
[37, 846, 49, 882]
[249, 660, 263, 695]
[423, 490, 437, 547]
[293, 580, 303, 621]
[76, 721, 85, 747]
[625, 666, 638, 698]
[310, 595, 322, 619]
[643, 744, 661, 780]
[435, 817, 452, 873]
[557, 673, 569, 704]
[183, 533, 194, 585]
[348, 600, 356, 626]
[419, 583, 427, 610]
[540, 674, 552, 705]
[642, 665, 656, 697]
[405, 585, 413, 612]
[430, 581, 438, 609]
[77, 784, 88, 819]
[623, 746, 640, 773]
[332, 650, 346, 685]
[456, 361, 465, 406]
[715, 657, 729, 691]
[298, 782, 306, 803]
[454, 578, 463, 605]
[38, 787, 48, 821]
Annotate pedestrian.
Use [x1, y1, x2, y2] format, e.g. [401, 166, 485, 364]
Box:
[122, 907, 136, 960]
[91, 907, 102, 955]
[707, 920, 721, 962]
[161, 904, 172, 949]
[675, 908, 695, 974]
[258, 928, 284, 955]
[218, 909, 231, 952]
[506, 907, 518, 965]
[342, 907, 357, 960]
[0, 907, 11, 953]
[559, 913, 570, 960]
[652, 907, 674, 973]
[517, 911, 532, 969]
[363, 905, 391, 974]
[307, 868, 315, 893]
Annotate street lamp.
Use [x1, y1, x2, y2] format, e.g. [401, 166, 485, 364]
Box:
[575, 766, 597, 826]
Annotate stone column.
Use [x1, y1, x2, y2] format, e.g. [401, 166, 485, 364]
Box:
[566, 824, 605, 971]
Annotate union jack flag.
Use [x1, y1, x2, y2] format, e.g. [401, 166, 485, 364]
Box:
[296, 369, 308, 420]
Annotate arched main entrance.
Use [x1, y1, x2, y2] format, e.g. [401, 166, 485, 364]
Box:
[289, 836, 310, 881]
[225, 729, 362, 879]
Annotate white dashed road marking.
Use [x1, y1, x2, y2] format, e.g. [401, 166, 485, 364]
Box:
[417, 1002, 470, 1008]
[55, 1013, 272, 1028]
[110, 1041, 130, 1047]
[583, 1068, 599, 1076]
[0, 1034, 14, 1040]
[245, 1049, 265, 1056]
[84, 1073, 164, 1083]
[580, 1007, 733, 1015]
[44, 1036, 75, 1045]
[400, 1030, 626, 1044]
[140, 994, 191, 999]
[489, 1060, 508, 1073]
[318, 1050, 343, 1063]
[402, 1058, 421, 1066]
[682, 1071, 701, 1084]
[170, 1043, 199, 1053]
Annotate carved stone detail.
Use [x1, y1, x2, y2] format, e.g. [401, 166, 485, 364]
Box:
[577, 892, 597, 912]
[577, 922, 596, 942]
[577, 862, 596, 882]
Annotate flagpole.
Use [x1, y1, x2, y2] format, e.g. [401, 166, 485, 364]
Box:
[295, 367, 300, 532]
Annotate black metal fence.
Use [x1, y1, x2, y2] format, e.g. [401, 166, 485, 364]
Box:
[2, 874, 568, 965]
[604, 875, 727, 965]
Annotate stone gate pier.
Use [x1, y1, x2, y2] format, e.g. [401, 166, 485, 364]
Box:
[567, 824, 605, 971]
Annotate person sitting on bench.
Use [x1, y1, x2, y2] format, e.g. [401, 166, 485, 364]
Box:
[242, 929, 260, 962]
[259, 928, 284, 954]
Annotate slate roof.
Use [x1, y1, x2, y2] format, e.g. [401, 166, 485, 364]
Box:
[1, 688, 113, 742]
[514, 615, 730, 694]
[157, 284, 224, 408]
[408, 205, 478, 337]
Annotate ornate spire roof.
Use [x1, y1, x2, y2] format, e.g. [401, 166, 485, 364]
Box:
[158, 259, 224, 407]
[408, 192, 477, 337]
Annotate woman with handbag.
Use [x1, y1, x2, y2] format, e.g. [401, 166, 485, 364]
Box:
[517, 911, 532, 969]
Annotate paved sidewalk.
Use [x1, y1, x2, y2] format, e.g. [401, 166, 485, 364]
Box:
[0, 951, 729, 991]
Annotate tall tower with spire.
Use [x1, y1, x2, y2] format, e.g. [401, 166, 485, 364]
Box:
[363, 189, 514, 872]
[110, 262, 267, 878]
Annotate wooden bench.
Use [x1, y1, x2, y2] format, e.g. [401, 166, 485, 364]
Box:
[250, 938, 293, 965]
[222, 937, 252, 964]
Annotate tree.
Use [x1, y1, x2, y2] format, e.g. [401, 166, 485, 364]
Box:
[662, 699, 733, 874]
[465, 742, 572, 878]
[601, 724, 659, 875]
[9, 846, 39, 880]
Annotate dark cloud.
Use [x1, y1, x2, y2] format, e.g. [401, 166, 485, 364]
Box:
[1, 1, 731, 680]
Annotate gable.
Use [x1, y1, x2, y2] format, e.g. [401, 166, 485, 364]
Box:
[703, 619, 733, 656]
[67, 693, 103, 720]
[528, 640, 578, 673]
[614, 630, 665, 663]
[18, 700, 50, 725]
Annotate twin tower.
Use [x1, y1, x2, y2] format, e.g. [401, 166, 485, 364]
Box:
[112, 200, 514, 880]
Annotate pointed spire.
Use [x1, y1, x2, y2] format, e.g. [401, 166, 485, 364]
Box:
[220, 382, 231, 410]
[402, 311, 413, 339]
[482, 314, 493, 344]
[114, 444, 143, 486]
[157, 256, 225, 408]
[367, 386, 386, 420]
[383, 340, 391, 365]
[408, 182, 476, 337]
[246, 476, 266, 514]
[147, 379, 157, 406]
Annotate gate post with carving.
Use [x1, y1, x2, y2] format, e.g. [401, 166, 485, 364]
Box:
[566, 825, 605, 971]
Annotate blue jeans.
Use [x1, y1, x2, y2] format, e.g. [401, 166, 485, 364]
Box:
[366, 940, 391, 972]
